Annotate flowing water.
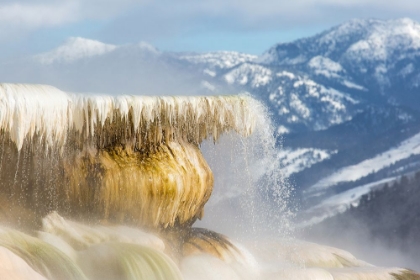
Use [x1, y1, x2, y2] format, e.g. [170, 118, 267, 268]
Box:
[0, 83, 417, 279]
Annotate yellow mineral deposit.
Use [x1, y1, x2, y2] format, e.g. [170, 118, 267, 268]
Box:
[64, 141, 213, 229]
[182, 228, 243, 262]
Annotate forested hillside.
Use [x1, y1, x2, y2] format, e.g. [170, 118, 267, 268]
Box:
[304, 171, 420, 269]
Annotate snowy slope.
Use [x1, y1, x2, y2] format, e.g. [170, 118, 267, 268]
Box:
[309, 132, 420, 192]
[308, 56, 344, 79]
[260, 18, 420, 67]
[224, 63, 272, 88]
[307, 56, 367, 91]
[219, 61, 363, 133]
[299, 177, 397, 227]
[177, 51, 257, 70]
[343, 18, 420, 63]
[268, 72, 360, 131]
[278, 148, 336, 177]
[258, 18, 420, 108]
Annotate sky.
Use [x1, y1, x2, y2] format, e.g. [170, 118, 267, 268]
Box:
[2, 0, 420, 56]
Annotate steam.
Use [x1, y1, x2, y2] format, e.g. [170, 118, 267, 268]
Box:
[302, 214, 420, 271]
[0, 45, 223, 96]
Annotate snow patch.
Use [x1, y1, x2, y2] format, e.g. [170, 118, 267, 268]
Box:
[268, 74, 360, 131]
[308, 56, 344, 78]
[279, 148, 336, 176]
[310, 132, 420, 191]
[224, 64, 272, 88]
[399, 63, 414, 77]
[276, 71, 295, 79]
[179, 52, 256, 69]
[277, 125, 290, 135]
[290, 93, 311, 119]
[342, 80, 367, 91]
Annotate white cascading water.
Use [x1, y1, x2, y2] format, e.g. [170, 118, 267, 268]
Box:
[0, 83, 417, 280]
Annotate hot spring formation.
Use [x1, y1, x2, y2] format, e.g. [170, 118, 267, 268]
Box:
[0, 84, 254, 229]
[0, 83, 418, 279]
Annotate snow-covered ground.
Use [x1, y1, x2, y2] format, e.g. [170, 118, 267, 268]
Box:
[224, 63, 272, 88]
[178, 51, 257, 69]
[309, 132, 420, 192]
[299, 177, 397, 228]
[308, 56, 344, 79]
[268, 73, 360, 131]
[278, 148, 336, 177]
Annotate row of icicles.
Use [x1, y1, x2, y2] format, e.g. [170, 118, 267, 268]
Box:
[0, 83, 257, 151]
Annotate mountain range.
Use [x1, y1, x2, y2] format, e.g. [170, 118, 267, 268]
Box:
[2, 17, 420, 227]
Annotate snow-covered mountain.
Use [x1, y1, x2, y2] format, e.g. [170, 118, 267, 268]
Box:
[259, 18, 420, 107]
[35, 37, 119, 64]
[222, 66, 362, 132]
[259, 18, 420, 66]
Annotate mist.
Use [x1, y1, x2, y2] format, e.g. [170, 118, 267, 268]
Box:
[196, 118, 294, 241]
[301, 212, 420, 271]
[0, 43, 233, 97]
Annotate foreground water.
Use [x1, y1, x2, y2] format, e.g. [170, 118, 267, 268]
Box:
[0, 83, 418, 279]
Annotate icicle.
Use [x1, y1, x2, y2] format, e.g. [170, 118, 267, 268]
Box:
[0, 84, 259, 151]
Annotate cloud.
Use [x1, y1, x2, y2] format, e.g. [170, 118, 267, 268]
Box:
[87, 0, 420, 46]
[5, 0, 420, 29]
[5, 0, 420, 34]
[3, 0, 420, 53]
[109, 0, 420, 23]
[0, 0, 149, 38]
[0, 1, 79, 42]
[200, 0, 420, 17]
[0, 2, 78, 29]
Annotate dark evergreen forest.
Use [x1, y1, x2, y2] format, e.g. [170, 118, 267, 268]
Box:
[304, 171, 420, 269]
